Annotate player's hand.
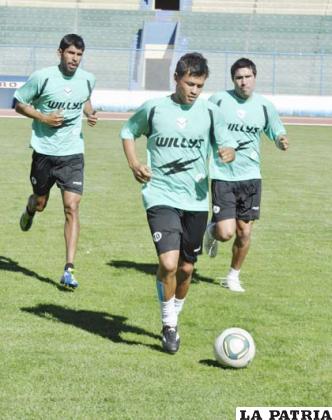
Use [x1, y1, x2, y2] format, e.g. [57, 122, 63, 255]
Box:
[131, 163, 152, 183]
[276, 135, 289, 151]
[43, 109, 64, 127]
[87, 110, 98, 127]
[218, 147, 235, 163]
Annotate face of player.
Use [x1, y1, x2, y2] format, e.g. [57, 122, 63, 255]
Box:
[173, 72, 207, 105]
[58, 45, 84, 76]
[233, 67, 256, 99]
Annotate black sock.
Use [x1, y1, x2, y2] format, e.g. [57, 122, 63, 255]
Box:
[64, 263, 74, 271]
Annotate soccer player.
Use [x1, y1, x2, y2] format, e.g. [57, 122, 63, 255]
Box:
[14, 34, 98, 289]
[121, 53, 237, 353]
[204, 57, 289, 292]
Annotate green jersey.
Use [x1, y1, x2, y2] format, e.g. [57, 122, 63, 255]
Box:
[209, 90, 286, 181]
[14, 66, 96, 156]
[121, 96, 236, 211]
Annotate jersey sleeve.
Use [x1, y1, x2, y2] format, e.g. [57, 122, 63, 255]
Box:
[87, 74, 96, 100]
[264, 101, 287, 141]
[208, 93, 220, 106]
[91, 75, 96, 90]
[13, 71, 42, 105]
[120, 101, 151, 141]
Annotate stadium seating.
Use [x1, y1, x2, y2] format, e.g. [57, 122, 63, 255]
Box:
[0, 1, 331, 94]
[191, 0, 332, 15]
[0, 7, 153, 49]
[178, 12, 332, 54]
[0, 6, 154, 88]
[0, 0, 140, 10]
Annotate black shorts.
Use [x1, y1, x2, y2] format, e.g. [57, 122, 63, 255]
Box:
[211, 179, 261, 222]
[146, 205, 208, 264]
[30, 151, 84, 196]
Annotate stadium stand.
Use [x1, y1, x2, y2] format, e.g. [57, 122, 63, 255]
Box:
[0, 0, 331, 95]
[0, 7, 154, 88]
[191, 0, 332, 15]
[178, 12, 332, 53]
[0, 7, 153, 48]
[0, 0, 141, 10]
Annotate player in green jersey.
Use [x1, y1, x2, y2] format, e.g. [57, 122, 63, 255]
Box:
[14, 34, 98, 289]
[204, 57, 289, 292]
[121, 53, 237, 353]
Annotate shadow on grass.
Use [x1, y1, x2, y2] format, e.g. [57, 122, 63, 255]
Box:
[0, 255, 69, 291]
[199, 359, 230, 370]
[21, 304, 163, 352]
[107, 260, 215, 284]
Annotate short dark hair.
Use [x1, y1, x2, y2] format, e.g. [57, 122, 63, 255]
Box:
[175, 52, 209, 79]
[59, 34, 85, 52]
[231, 57, 257, 79]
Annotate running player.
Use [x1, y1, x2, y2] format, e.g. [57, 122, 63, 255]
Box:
[204, 57, 289, 292]
[121, 53, 237, 353]
[14, 34, 98, 289]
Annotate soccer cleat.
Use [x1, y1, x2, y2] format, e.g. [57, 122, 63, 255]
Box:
[221, 277, 245, 293]
[203, 223, 218, 257]
[162, 326, 180, 354]
[60, 268, 78, 289]
[20, 210, 35, 232]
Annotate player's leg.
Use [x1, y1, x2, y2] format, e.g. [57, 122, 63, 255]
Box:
[20, 152, 53, 231]
[231, 219, 253, 268]
[147, 206, 182, 353]
[221, 219, 253, 292]
[222, 179, 261, 292]
[59, 190, 81, 289]
[56, 154, 84, 289]
[62, 190, 81, 266]
[175, 210, 208, 316]
[157, 249, 181, 353]
[204, 180, 237, 257]
[157, 250, 180, 299]
[214, 218, 236, 242]
[20, 194, 50, 231]
[175, 259, 194, 317]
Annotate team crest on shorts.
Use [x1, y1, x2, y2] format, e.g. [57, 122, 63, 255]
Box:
[213, 205, 220, 214]
[31, 176, 37, 185]
[153, 231, 162, 242]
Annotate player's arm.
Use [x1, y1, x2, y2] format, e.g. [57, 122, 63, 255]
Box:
[120, 103, 152, 183]
[264, 102, 289, 151]
[83, 100, 98, 127]
[275, 134, 289, 151]
[122, 139, 151, 183]
[14, 72, 64, 127]
[212, 105, 237, 163]
[15, 101, 64, 127]
[218, 147, 235, 163]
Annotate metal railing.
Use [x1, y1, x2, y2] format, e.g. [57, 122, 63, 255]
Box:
[0, 45, 331, 95]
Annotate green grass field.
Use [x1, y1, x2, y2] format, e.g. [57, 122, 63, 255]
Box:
[0, 118, 331, 419]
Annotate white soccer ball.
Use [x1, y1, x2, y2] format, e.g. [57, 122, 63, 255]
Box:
[214, 327, 256, 368]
